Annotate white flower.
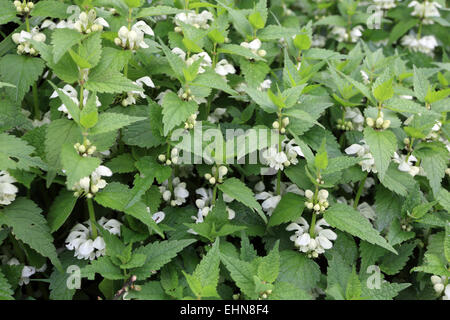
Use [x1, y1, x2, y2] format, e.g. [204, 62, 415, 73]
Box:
[65, 218, 121, 260]
[174, 10, 213, 29]
[240, 39, 263, 55]
[374, 0, 396, 10]
[287, 218, 337, 257]
[0, 171, 18, 206]
[159, 178, 189, 207]
[361, 70, 370, 84]
[312, 35, 326, 47]
[401, 33, 438, 57]
[331, 26, 363, 43]
[122, 76, 154, 106]
[393, 152, 420, 176]
[50, 85, 101, 119]
[72, 165, 112, 197]
[207, 108, 227, 123]
[12, 27, 46, 56]
[73, 9, 109, 34]
[258, 79, 272, 91]
[215, 59, 236, 77]
[262, 147, 288, 171]
[115, 21, 154, 50]
[345, 108, 365, 131]
[41, 19, 75, 30]
[172, 48, 212, 74]
[357, 202, 377, 221]
[283, 139, 304, 165]
[32, 111, 51, 128]
[408, 1, 441, 24]
[443, 284, 450, 300]
[7, 258, 36, 286]
[255, 191, 281, 216]
[345, 141, 377, 173]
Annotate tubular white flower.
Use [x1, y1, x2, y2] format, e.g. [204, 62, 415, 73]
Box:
[122, 76, 155, 106]
[50, 85, 101, 119]
[0, 171, 18, 206]
[345, 140, 377, 173]
[174, 10, 213, 29]
[408, 1, 441, 24]
[215, 59, 236, 77]
[401, 33, 438, 56]
[345, 108, 365, 131]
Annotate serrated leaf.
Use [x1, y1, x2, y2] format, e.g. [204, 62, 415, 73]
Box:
[324, 204, 397, 254]
[0, 198, 62, 271]
[89, 113, 146, 135]
[47, 189, 78, 233]
[363, 127, 397, 180]
[268, 193, 305, 227]
[51, 28, 84, 63]
[161, 91, 198, 136]
[220, 253, 257, 299]
[61, 144, 101, 189]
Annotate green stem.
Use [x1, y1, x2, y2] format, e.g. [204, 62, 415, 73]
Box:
[309, 213, 317, 238]
[25, 15, 30, 32]
[32, 82, 40, 119]
[123, 63, 128, 78]
[276, 111, 283, 195]
[212, 185, 218, 206]
[353, 171, 368, 209]
[87, 198, 98, 239]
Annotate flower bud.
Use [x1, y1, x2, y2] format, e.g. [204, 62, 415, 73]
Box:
[218, 166, 228, 177]
[171, 156, 178, 164]
[86, 193, 93, 199]
[382, 119, 391, 129]
[87, 146, 96, 155]
[313, 204, 320, 211]
[174, 26, 182, 33]
[163, 190, 171, 201]
[375, 117, 384, 128]
[280, 127, 286, 134]
[170, 200, 177, 206]
[114, 38, 121, 46]
[258, 49, 266, 57]
[434, 283, 444, 293]
[78, 145, 86, 153]
[306, 202, 313, 210]
[282, 117, 289, 127]
[91, 185, 99, 193]
[165, 159, 172, 166]
[305, 189, 314, 199]
[261, 293, 268, 299]
[272, 121, 279, 129]
[158, 154, 166, 162]
[403, 137, 410, 145]
[431, 275, 442, 285]
[209, 177, 216, 185]
[366, 117, 374, 127]
[27, 2, 34, 9]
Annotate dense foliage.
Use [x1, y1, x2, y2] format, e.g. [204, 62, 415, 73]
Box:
[0, 0, 449, 300]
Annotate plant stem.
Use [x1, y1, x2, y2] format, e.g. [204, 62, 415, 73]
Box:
[353, 171, 368, 209]
[276, 111, 283, 195]
[87, 198, 98, 239]
[309, 213, 317, 237]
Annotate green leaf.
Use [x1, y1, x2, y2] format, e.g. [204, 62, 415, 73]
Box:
[345, 267, 362, 300]
[51, 28, 84, 63]
[413, 66, 430, 102]
[0, 133, 45, 172]
[0, 198, 62, 271]
[0, 55, 45, 103]
[61, 144, 101, 189]
[380, 242, 416, 275]
[137, 6, 184, 17]
[47, 189, 78, 233]
[184, 238, 221, 298]
[373, 78, 394, 103]
[413, 143, 447, 196]
[161, 91, 198, 136]
[80, 92, 99, 129]
[0, 269, 13, 300]
[324, 204, 397, 254]
[277, 250, 321, 291]
[363, 127, 397, 180]
[412, 253, 450, 277]
[48, 81, 81, 123]
[257, 242, 280, 284]
[31, 0, 71, 18]
[293, 34, 311, 51]
[220, 253, 257, 299]
[218, 44, 265, 61]
[268, 193, 305, 227]
[94, 182, 164, 237]
[218, 178, 266, 223]
[132, 239, 196, 280]
[89, 113, 146, 135]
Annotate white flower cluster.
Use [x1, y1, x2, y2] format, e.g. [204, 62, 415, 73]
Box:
[172, 48, 212, 74]
[331, 26, 363, 43]
[174, 10, 214, 30]
[72, 166, 112, 198]
[255, 180, 303, 216]
[401, 33, 438, 56]
[12, 28, 46, 56]
[304, 189, 329, 214]
[158, 147, 182, 166]
[240, 39, 266, 57]
[189, 188, 235, 234]
[73, 9, 109, 34]
[204, 166, 228, 185]
[272, 117, 290, 134]
[184, 113, 198, 130]
[339, 108, 364, 131]
[0, 171, 18, 206]
[50, 85, 101, 119]
[258, 79, 272, 91]
[374, 0, 396, 9]
[159, 177, 189, 207]
[287, 217, 337, 258]
[431, 275, 450, 300]
[366, 111, 391, 130]
[115, 21, 154, 51]
[262, 138, 304, 172]
[65, 217, 122, 260]
[393, 152, 420, 176]
[408, 1, 441, 24]
[13, 0, 33, 14]
[122, 76, 154, 106]
[208, 108, 228, 123]
[5, 258, 46, 286]
[74, 139, 96, 157]
[215, 59, 236, 77]
[345, 140, 377, 173]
